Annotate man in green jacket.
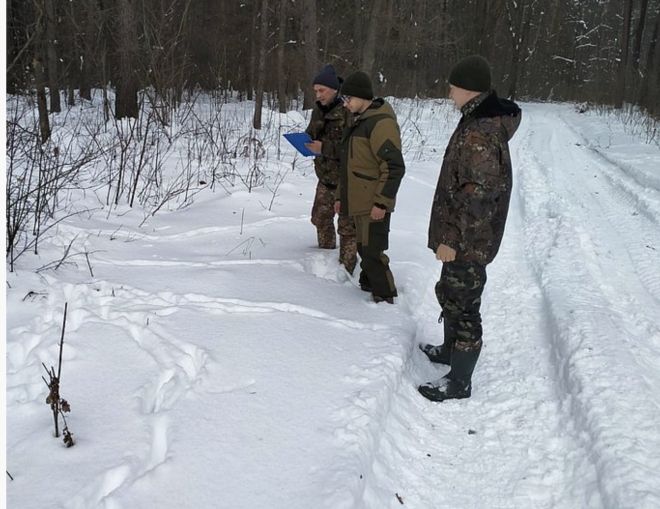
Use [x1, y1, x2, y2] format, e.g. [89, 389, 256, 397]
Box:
[335, 71, 405, 304]
[305, 64, 357, 274]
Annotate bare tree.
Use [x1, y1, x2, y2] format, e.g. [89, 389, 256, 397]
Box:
[633, 0, 651, 71]
[115, 0, 140, 119]
[361, 0, 385, 77]
[639, 5, 660, 113]
[277, 0, 289, 113]
[43, 0, 61, 112]
[33, 57, 51, 144]
[302, 0, 318, 109]
[253, 0, 270, 129]
[615, 0, 634, 108]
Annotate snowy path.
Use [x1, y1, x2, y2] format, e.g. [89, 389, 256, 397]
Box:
[6, 102, 660, 509]
[353, 104, 660, 509]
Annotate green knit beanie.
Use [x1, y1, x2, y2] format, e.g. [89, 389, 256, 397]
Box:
[341, 71, 374, 100]
[449, 55, 491, 92]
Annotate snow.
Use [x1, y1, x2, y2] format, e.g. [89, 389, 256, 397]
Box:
[4, 97, 660, 509]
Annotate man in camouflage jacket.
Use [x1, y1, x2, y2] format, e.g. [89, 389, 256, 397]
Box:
[334, 71, 405, 304]
[418, 55, 521, 401]
[305, 64, 357, 274]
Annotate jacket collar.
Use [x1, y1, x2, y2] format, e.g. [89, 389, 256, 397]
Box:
[460, 91, 490, 118]
[317, 94, 342, 113]
[460, 90, 521, 120]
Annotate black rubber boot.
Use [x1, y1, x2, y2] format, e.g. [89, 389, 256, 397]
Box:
[418, 348, 481, 402]
[418, 343, 451, 365]
[419, 316, 455, 365]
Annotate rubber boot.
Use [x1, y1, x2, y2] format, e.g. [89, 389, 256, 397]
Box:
[418, 315, 455, 365]
[418, 347, 481, 402]
[419, 343, 451, 365]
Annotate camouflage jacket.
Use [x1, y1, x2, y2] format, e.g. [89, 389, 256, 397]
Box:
[428, 91, 521, 265]
[337, 98, 405, 216]
[305, 96, 350, 188]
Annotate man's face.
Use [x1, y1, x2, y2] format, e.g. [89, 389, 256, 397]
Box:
[448, 84, 478, 109]
[314, 85, 338, 106]
[342, 95, 370, 114]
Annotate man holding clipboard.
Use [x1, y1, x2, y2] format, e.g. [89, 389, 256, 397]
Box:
[303, 65, 357, 275]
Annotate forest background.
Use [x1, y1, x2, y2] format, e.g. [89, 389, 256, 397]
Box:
[5, 0, 660, 268]
[7, 0, 660, 122]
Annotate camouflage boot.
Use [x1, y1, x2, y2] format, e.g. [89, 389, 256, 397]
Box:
[337, 215, 357, 274]
[316, 226, 336, 249]
[339, 234, 357, 274]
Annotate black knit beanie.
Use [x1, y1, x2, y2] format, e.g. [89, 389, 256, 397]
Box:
[341, 71, 374, 100]
[448, 55, 491, 92]
[313, 64, 340, 90]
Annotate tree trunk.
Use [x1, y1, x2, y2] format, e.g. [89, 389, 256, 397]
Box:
[44, 0, 61, 112]
[253, 0, 269, 129]
[632, 0, 650, 71]
[33, 57, 51, 143]
[115, 0, 140, 119]
[302, 0, 318, 109]
[277, 0, 288, 113]
[639, 6, 660, 112]
[615, 0, 634, 108]
[361, 0, 385, 77]
[79, 0, 97, 101]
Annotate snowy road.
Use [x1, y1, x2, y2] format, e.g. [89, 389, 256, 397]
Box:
[363, 104, 660, 509]
[6, 101, 660, 509]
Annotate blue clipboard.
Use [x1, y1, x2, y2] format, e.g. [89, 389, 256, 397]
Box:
[283, 132, 319, 157]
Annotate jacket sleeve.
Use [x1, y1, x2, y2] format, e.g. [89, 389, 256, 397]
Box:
[369, 118, 405, 211]
[429, 199, 462, 252]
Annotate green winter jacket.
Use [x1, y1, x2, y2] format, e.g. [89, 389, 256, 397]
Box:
[305, 96, 350, 188]
[337, 98, 405, 216]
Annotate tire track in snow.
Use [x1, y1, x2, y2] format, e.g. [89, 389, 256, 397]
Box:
[514, 107, 660, 508]
[554, 111, 660, 306]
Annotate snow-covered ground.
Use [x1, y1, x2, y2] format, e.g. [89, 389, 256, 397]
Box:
[5, 98, 660, 509]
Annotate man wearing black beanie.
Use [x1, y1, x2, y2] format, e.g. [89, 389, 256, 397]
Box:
[334, 71, 405, 304]
[305, 64, 357, 274]
[418, 55, 522, 401]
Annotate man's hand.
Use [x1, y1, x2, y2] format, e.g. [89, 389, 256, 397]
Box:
[370, 205, 386, 221]
[305, 140, 322, 155]
[436, 244, 456, 262]
[334, 200, 341, 215]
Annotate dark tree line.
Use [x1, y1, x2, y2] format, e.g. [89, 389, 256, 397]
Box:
[7, 0, 660, 125]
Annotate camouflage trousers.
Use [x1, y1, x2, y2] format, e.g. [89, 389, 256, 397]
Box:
[311, 181, 357, 273]
[435, 261, 487, 353]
